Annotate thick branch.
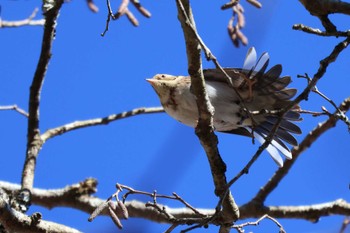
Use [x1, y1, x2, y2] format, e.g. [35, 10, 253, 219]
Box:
[0, 188, 81, 233]
[21, 0, 64, 191]
[240, 199, 350, 222]
[1, 181, 350, 226]
[176, 0, 239, 228]
[299, 0, 350, 32]
[299, 0, 350, 16]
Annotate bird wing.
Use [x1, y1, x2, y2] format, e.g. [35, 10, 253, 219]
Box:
[203, 47, 302, 166]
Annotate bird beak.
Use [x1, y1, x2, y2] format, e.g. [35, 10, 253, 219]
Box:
[146, 78, 155, 85]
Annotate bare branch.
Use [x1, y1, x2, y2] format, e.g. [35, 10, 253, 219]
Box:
[1, 179, 98, 211]
[40, 107, 164, 142]
[233, 214, 285, 233]
[176, 0, 239, 230]
[299, 0, 350, 32]
[0, 8, 45, 28]
[0, 188, 82, 233]
[21, 0, 64, 192]
[0, 105, 29, 117]
[291, 36, 350, 108]
[293, 24, 350, 37]
[101, 0, 151, 36]
[101, 0, 114, 36]
[241, 199, 350, 222]
[1, 181, 350, 227]
[299, 0, 350, 16]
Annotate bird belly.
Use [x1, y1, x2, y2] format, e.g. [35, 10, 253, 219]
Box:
[163, 81, 246, 131]
[165, 108, 198, 127]
[163, 90, 199, 127]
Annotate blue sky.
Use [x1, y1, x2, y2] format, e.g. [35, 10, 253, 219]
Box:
[0, 1, 349, 232]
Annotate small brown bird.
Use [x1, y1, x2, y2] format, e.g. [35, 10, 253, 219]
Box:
[147, 48, 301, 167]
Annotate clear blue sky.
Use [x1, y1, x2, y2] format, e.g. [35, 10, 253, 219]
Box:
[0, 1, 349, 232]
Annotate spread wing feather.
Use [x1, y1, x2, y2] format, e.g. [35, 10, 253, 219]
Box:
[204, 47, 302, 166]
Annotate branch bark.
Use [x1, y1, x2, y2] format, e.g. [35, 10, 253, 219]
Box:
[1, 181, 350, 228]
[0, 188, 81, 233]
[40, 107, 164, 142]
[176, 0, 239, 231]
[21, 0, 64, 192]
[299, 0, 350, 32]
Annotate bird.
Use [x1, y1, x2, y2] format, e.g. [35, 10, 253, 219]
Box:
[146, 47, 301, 167]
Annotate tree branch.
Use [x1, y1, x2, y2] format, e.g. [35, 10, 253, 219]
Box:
[0, 188, 81, 233]
[101, 0, 151, 36]
[1, 181, 350, 228]
[298, 0, 350, 32]
[176, 0, 239, 231]
[293, 24, 350, 37]
[0, 105, 29, 118]
[299, 0, 350, 16]
[241, 199, 350, 222]
[0, 8, 45, 28]
[40, 107, 164, 142]
[21, 0, 64, 192]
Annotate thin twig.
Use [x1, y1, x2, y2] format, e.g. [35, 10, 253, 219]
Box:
[173, 193, 204, 216]
[101, 0, 114, 36]
[0, 8, 45, 28]
[0, 105, 29, 117]
[40, 107, 164, 142]
[293, 24, 350, 37]
[233, 214, 285, 233]
[101, 0, 151, 36]
[297, 109, 326, 116]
